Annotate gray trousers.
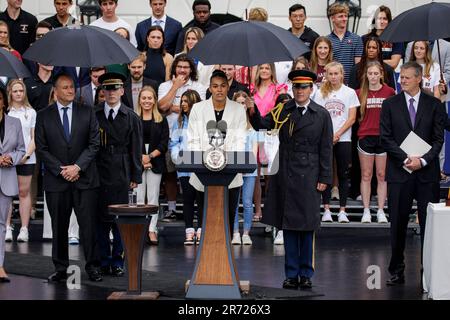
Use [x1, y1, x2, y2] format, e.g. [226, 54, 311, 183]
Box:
[0, 190, 13, 267]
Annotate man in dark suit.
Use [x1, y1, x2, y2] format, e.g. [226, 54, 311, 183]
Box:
[35, 73, 103, 282]
[251, 70, 333, 290]
[135, 0, 182, 55]
[380, 61, 446, 286]
[122, 54, 158, 112]
[76, 67, 106, 107]
[95, 72, 142, 277]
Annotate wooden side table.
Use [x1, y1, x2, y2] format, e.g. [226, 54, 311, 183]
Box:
[107, 204, 159, 300]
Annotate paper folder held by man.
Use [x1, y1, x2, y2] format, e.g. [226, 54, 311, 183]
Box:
[400, 131, 432, 173]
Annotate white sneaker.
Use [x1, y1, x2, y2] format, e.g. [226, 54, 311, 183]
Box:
[331, 186, 340, 200]
[17, 227, 29, 242]
[231, 232, 241, 245]
[377, 210, 388, 223]
[273, 231, 284, 245]
[321, 210, 333, 222]
[361, 209, 372, 223]
[242, 234, 252, 245]
[338, 211, 350, 223]
[5, 225, 13, 242]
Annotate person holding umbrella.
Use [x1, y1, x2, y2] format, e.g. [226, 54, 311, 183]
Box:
[250, 70, 333, 289]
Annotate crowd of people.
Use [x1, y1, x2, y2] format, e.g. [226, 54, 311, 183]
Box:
[0, 0, 449, 288]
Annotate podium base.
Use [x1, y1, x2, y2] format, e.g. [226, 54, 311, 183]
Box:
[185, 280, 250, 299]
[107, 291, 160, 300]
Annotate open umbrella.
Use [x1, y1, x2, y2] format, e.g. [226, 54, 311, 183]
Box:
[379, 2, 450, 85]
[22, 25, 140, 67]
[0, 49, 32, 78]
[187, 20, 310, 67]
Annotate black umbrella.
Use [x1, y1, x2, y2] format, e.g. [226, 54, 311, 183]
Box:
[22, 25, 140, 67]
[188, 20, 310, 67]
[0, 49, 32, 78]
[379, 2, 450, 85]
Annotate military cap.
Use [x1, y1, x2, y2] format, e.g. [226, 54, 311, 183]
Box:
[289, 69, 317, 88]
[99, 72, 126, 90]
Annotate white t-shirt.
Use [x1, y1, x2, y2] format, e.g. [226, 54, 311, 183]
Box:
[158, 79, 206, 134]
[7, 106, 37, 164]
[90, 17, 137, 47]
[314, 85, 360, 142]
[275, 61, 292, 85]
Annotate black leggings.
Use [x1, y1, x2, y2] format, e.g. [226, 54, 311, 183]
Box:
[180, 176, 203, 230]
[322, 142, 352, 207]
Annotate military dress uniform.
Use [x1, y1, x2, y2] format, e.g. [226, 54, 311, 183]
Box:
[95, 73, 143, 276]
[252, 70, 333, 289]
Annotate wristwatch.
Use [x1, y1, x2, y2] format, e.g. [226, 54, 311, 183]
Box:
[25, 155, 30, 160]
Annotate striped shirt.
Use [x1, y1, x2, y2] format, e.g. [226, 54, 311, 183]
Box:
[327, 31, 364, 84]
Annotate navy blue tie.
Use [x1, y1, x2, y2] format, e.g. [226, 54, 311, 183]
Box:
[62, 107, 70, 141]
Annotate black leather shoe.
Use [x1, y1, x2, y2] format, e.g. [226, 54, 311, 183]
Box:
[299, 276, 312, 289]
[87, 269, 103, 282]
[282, 278, 299, 290]
[47, 271, 67, 283]
[386, 274, 405, 286]
[100, 266, 111, 276]
[0, 277, 11, 283]
[111, 266, 125, 277]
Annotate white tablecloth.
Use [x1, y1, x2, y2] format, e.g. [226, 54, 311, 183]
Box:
[423, 202, 450, 300]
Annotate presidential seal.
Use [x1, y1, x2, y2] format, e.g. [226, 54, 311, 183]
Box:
[203, 148, 227, 172]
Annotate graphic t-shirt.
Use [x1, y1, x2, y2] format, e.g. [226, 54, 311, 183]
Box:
[314, 85, 360, 142]
[356, 84, 395, 138]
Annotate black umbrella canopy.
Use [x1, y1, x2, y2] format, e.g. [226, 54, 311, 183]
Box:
[22, 25, 140, 68]
[0, 49, 32, 78]
[379, 2, 450, 42]
[188, 20, 310, 67]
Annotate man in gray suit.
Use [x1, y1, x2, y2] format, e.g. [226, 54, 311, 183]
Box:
[76, 67, 106, 107]
[0, 86, 26, 282]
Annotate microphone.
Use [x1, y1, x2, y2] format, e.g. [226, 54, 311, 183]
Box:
[206, 120, 217, 145]
[217, 120, 227, 140]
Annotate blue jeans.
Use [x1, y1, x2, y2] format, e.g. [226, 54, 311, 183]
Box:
[234, 176, 256, 233]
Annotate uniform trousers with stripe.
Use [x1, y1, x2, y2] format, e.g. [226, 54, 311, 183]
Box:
[283, 230, 315, 279]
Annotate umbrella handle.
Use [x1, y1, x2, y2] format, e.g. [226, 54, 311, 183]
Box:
[437, 41, 448, 95]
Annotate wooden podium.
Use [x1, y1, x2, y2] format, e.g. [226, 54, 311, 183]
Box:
[176, 151, 257, 299]
[107, 204, 159, 300]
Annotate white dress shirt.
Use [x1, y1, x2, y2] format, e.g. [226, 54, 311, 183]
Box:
[403, 91, 427, 167]
[57, 101, 73, 133]
[152, 15, 167, 30]
[104, 102, 121, 120]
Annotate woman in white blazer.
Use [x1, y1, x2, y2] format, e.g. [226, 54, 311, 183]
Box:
[187, 70, 247, 237]
[0, 86, 26, 282]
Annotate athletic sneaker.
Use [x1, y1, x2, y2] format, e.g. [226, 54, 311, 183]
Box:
[242, 234, 252, 245]
[337, 211, 350, 223]
[321, 210, 333, 222]
[5, 225, 13, 242]
[361, 209, 372, 223]
[17, 227, 29, 242]
[231, 232, 241, 245]
[273, 231, 284, 245]
[377, 209, 388, 223]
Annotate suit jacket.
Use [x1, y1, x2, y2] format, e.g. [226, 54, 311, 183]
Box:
[0, 115, 26, 196]
[76, 83, 96, 107]
[135, 16, 182, 55]
[122, 77, 159, 111]
[35, 102, 101, 192]
[380, 91, 446, 184]
[187, 98, 247, 192]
